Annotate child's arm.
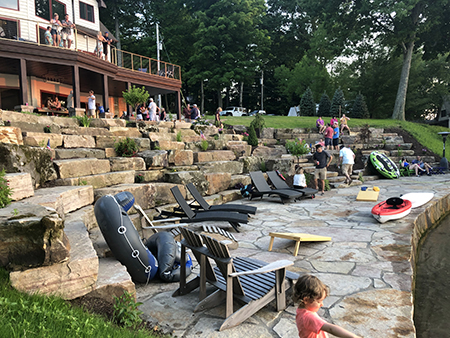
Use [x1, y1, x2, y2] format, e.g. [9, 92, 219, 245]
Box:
[321, 323, 361, 338]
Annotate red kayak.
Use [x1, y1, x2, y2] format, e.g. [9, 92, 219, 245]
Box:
[371, 197, 412, 223]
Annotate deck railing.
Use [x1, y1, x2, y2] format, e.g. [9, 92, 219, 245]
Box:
[0, 15, 181, 80]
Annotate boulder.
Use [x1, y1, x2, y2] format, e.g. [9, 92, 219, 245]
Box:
[0, 143, 57, 187]
[5, 172, 34, 201]
[194, 150, 236, 163]
[240, 156, 264, 173]
[109, 157, 146, 171]
[0, 126, 23, 145]
[222, 134, 244, 142]
[155, 140, 185, 151]
[384, 143, 413, 151]
[384, 136, 404, 144]
[153, 182, 187, 206]
[109, 127, 142, 138]
[265, 158, 295, 175]
[148, 132, 176, 142]
[227, 142, 252, 158]
[192, 124, 217, 136]
[94, 183, 157, 210]
[0, 202, 69, 268]
[63, 135, 96, 148]
[60, 127, 112, 136]
[9, 219, 98, 300]
[88, 118, 126, 128]
[53, 158, 111, 179]
[138, 150, 169, 168]
[230, 174, 251, 189]
[55, 148, 106, 159]
[205, 172, 231, 195]
[199, 161, 244, 175]
[252, 146, 286, 158]
[168, 150, 194, 166]
[54, 171, 135, 189]
[260, 127, 274, 139]
[135, 169, 165, 182]
[165, 171, 209, 195]
[105, 148, 117, 157]
[22, 132, 63, 148]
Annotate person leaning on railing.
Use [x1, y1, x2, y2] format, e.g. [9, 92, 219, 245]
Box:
[61, 14, 75, 49]
[44, 26, 53, 45]
[50, 13, 62, 47]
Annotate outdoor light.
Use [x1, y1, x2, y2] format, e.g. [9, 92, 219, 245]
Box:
[438, 131, 450, 170]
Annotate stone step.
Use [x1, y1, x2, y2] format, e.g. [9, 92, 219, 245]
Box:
[55, 148, 106, 159]
[9, 215, 98, 300]
[327, 176, 346, 183]
[23, 185, 94, 216]
[327, 171, 338, 177]
[53, 158, 111, 179]
[110, 157, 146, 171]
[54, 170, 136, 189]
[389, 150, 415, 157]
[0, 126, 23, 145]
[384, 143, 412, 151]
[194, 150, 236, 163]
[94, 183, 160, 211]
[5, 172, 34, 201]
[332, 179, 362, 189]
[95, 136, 150, 151]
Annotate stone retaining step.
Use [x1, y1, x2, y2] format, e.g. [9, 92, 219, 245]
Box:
[24, 185, 94, 216]
[54, 170, 136, 189]
[55, 148, 106, 159]
[53, 158, 111, 179]
[327, 176, 346, 183]
[9, 216, 98, 300]
[5, 172, 34, 201]
[332, 179, 362, 189]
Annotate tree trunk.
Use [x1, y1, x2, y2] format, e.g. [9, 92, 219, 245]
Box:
[217, 90, 223, 108]
[239, 82, 243, 107]
[392, 40, 415, 120]
[201, 80, 204, 115]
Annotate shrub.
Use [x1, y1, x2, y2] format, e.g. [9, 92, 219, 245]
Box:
[43, 125, 52, 133]
[0, 169, 12, 208]
[75, 115, 91, 127]
[114, 137, 138, 157]
[250, 113, 266, 132]
[135, 174, 144, 183]
[201, 140, 209, 151]
[112, 291, 143, 330]
[299, 87, 316, 116]
[247, 125, 259, 146]
[260, 161, 267, 172]
[122, 85, 149, 112]
[176, 131, 182, 142]
[285, 138, 309, 161]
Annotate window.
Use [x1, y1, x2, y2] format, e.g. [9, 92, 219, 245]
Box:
[0, 18, 18, 39]
[0, 0, 19, 10]
[35, 0, 66, 21]
[79, 2, 94, 23]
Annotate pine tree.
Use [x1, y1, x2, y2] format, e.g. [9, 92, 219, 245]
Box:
[299, 87, 316, 116]
[318, 92, 331, 117]
[247, 125, 259, 146]
[352, 93, 369, 118]
[330, 88, 345, 117]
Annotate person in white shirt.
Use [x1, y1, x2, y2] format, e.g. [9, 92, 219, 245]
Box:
[148, 98, 157, 121]
[339, 144, 355, 185]
[293, 166, 307, 189]
[87, 90, 96, 117]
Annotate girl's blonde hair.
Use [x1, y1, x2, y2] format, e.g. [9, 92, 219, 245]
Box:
[293, 275, 329, 306]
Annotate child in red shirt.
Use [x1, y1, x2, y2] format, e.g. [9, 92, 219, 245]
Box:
[294, 275, 360, 338]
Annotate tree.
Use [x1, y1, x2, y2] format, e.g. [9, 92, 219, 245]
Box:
[317, 92, 331, 117]
[122, 86, 149, 112]
[352, 93, 369, 118]
[300, 87, 315, 116]
[330, 88, 344, 117]
[247, 125, 259, 146]
[299, 0, 450, 121]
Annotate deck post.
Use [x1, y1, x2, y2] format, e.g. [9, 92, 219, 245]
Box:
[19, 58, 28, 105]
[102, 74, 109, 113]
[72, 65, 80, 109]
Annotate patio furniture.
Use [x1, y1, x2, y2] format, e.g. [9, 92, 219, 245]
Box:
[267, 171, 317, 198]
[249, 171, 303, 203]
[186, 182, 257, 215]
[173, 228, 297, 331]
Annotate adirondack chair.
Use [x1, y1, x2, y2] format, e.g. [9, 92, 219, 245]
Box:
[173, 227, 296, 331]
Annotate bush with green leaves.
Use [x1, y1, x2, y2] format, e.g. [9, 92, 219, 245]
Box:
[318, 92, 332, 117]
[300, 87, 316, 116]
[113, 291, 143, 330]
[75, 115, 91, 127]
[247, 125, 259, 146]
[114, 137, 138, 157]
[122, 85, 150, 112]
[352, 93, 370, 118]
[0, 169, 12, 208]
[330, 88, 345, 117]
[176, 131, 182, 142]
[285, 138, 309, 160]
[201, 140, 209, 151]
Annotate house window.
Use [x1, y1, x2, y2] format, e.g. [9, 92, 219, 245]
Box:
[0, 18, 18, 39]
[0, 0, 19, 10]
[79, 2, 94, 23]
[35, 0, 66, 22]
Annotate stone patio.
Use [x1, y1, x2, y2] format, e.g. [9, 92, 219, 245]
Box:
[136, 174, 450, 337]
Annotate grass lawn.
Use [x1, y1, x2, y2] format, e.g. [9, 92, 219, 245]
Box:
[219, 116, 449, 161]
[0, 268, 159, 338]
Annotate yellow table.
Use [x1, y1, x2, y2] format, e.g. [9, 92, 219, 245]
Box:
[356, 188, 380, 202]
[268, 232, 332, 257]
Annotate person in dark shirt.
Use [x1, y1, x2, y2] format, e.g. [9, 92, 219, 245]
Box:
[312, 144, 333, 195]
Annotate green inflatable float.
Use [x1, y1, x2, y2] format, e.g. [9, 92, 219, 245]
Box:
[369, 151, 400, 179]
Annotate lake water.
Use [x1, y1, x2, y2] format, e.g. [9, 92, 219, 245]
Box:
[414, 212, 450, 336]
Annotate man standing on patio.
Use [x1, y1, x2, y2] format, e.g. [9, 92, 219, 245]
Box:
[312, 144, 333, 195]
[339, 144, 355, 185]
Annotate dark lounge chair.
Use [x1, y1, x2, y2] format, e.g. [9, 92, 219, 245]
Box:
[249, 171, 303, 203]
[186, 183, 257, 215]
[167, 186, 248, 232]
[267, 171, 317, 198]
[173, 228, 297, 331]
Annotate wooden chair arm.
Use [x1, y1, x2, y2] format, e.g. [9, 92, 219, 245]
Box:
[142, 223, 188, 230]
[229, 260, 293, 277]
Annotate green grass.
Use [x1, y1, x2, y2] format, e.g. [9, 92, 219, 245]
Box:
[0, 268, 158, 338]
[222, 116, 448, 160]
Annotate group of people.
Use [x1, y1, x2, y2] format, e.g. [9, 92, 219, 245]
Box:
[135, 98, 167, 122]
[401, 156, 433, 176]
[45, 13, 75, 48]
[316, 115, 351, 150]
[94, 31, 113, 60]
[182, 103, 200, 122]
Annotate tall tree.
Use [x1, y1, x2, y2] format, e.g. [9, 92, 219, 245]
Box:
[330, 88, 345, 117]
[318, 92, 331, 117]
[300, 87, 315, 116]
[300, 0, 450, 120]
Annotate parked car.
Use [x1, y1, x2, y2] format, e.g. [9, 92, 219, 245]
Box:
[220, 106, 247, 116]
[248, 110, 266, 116]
